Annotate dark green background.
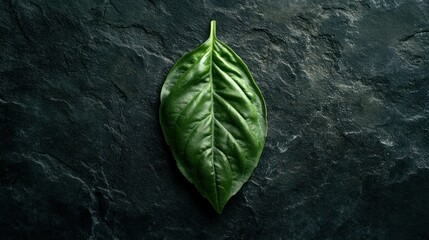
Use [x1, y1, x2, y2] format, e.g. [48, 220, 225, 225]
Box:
[1, 0, 428, 239]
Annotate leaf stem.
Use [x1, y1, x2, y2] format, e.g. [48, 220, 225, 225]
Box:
[210, 20, 216, 39]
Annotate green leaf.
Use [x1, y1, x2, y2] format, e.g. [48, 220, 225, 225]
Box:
[159, 20, 267, 213]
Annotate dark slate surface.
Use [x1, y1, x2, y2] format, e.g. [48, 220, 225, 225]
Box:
[1, 0, 429, 239]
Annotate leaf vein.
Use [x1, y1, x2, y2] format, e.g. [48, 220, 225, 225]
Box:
[213, 62, 253, 104]
[183, 114, 211, 157]
[213, 92, 246, 124]
[173, 50, 210, 88]
[172, 84, 210, 129]
[214, 119, 244, 154]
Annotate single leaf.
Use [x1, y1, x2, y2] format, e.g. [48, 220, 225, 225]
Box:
[159, 20, 267, 213]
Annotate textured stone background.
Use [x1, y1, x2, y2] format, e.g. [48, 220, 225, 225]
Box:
[1, 0, 429, 239]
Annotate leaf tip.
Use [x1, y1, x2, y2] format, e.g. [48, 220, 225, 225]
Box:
[214, 204, 224, 214]
[208, 197, 225, 214]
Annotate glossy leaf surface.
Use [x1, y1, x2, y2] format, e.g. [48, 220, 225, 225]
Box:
[159, 21, 267, 213]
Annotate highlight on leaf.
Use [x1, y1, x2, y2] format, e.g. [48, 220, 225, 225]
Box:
[159, 20, 267, 213]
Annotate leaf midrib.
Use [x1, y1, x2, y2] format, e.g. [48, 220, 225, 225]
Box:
[208, 20, 220, 212]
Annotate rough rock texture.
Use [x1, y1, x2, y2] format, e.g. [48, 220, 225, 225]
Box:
[1, 0, 428, 239]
